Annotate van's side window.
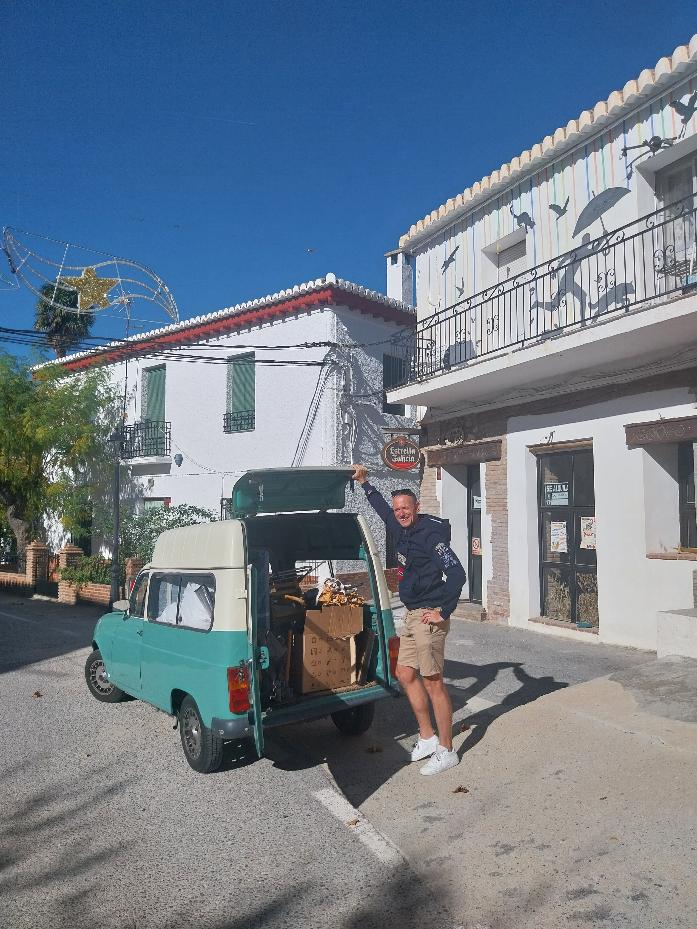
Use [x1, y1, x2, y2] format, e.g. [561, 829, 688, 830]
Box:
[130, 573, 148, 618]
[147, 573, 215, 632]
[149, 574, 180, 625]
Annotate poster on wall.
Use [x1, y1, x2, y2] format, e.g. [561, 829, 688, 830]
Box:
[544, 482, 569, 506]
[550, 521, 568, 554]
[580, 516, 597, 550]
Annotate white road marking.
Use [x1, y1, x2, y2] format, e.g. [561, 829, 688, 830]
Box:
[312, 787, 404, 866]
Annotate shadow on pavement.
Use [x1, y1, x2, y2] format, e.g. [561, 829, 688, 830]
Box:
[0, 593, 102, 675]
[270, 656, 567, 807]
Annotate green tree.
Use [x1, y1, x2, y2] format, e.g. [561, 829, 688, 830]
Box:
[119, 503, 216, 565]
[35, 282, 94, 358]
[0, 353, 119, 557]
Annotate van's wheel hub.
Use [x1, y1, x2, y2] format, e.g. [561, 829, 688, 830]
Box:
[90, 659, 113, 696]
[182, 708, 202, 758]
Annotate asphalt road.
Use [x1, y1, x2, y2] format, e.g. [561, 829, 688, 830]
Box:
[1, 593, 651, 929]
[0, 594, 451, 929]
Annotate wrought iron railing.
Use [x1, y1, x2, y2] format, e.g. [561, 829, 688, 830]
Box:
[396, 195, 697, 386]
[223, 410, 255, 433]
[121, 421, 171, 459]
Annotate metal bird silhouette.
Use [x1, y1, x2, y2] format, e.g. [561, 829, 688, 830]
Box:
[455, 277, 465, 297]
[670, 91, 697, 138]
[510, 204, 535, 230]
[549, 196, 570, 220]
[441, 246, 459, 272]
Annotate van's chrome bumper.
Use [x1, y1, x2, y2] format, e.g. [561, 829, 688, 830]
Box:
[211, 716, 251, 739]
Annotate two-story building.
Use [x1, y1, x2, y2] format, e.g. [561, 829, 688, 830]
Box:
[387, 36, 697, 652]
[47, 273, 418, 568]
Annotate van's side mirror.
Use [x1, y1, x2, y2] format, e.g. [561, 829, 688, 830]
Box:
[113, 599, 130, 613]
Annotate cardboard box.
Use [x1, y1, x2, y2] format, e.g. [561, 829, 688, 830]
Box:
[305, 603, 363, 639]
[293, 617, 357, 694]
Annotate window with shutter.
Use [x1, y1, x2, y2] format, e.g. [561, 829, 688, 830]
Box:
[225, 353, 255, 432]
[496, 237, 527, 280]
[383, 354, 408, 415]
[143, 366, 166, 422]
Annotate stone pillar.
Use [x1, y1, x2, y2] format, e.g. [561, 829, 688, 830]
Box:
[25, 540, 49, 585]
[58, 543, 84, 571]
[57, 543, 84, 605]
[125, 557, 144, 593]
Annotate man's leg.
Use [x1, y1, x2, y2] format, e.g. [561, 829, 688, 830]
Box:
[422, 674, 453, 750]
[396, 663, 435, 739]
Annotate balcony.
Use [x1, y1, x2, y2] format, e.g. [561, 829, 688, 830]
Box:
[223, 410, 255, 433]
[389, 196, 697, 410]
[121, 421, 172, 474]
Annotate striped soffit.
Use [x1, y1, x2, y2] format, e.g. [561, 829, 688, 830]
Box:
[399, 34, 697, 251]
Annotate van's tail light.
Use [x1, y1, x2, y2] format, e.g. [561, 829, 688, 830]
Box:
[388, 636, 400, 679]
[227, 665, 250, 714]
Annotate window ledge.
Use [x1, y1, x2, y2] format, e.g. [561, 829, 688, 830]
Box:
[646, 551, 697, 561]
[529, 616, 599, 634]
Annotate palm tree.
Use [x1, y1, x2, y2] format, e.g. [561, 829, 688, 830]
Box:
[35, 282, 94, 358]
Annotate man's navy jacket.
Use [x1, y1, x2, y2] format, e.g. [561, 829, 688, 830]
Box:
[362, 482, 466, 619]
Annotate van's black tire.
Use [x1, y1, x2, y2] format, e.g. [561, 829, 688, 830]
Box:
[84, 650, 127, 703]
[179, 696, 224, 774]
[331, 702, 375, 735]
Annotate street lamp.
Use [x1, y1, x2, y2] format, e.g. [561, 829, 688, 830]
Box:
[109, 429, 123, 606]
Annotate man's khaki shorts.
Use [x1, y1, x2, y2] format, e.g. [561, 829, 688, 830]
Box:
[398, 608, 450, 677]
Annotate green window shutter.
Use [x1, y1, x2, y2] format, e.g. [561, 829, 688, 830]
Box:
[226, 353, 255, 431]
[382, 354, 406, 415]
[144, 366, 166, 422]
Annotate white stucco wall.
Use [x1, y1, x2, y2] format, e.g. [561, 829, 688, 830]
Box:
[506, 387, 697, 651]
[101, 302, 418, 564]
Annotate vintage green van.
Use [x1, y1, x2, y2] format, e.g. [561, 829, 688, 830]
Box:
[85, 468, 400, 773]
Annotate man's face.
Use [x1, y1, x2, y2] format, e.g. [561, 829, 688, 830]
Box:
[392, 493, 419, 528]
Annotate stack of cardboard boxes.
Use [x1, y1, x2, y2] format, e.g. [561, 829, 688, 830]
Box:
[292, 603, 373, 694]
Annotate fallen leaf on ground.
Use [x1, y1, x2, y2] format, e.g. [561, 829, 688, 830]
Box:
[32, 691, 43, 698]
[365, 745, 382, 753]
[609, 836, 619, 841]
[346, 818, 360, 827]
[599, 796, 608, 800]
[452, 785, 470, 794]
[460, 723, 471, 732]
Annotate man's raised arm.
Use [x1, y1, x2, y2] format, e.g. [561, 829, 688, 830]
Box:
[351, 464, 401, 534]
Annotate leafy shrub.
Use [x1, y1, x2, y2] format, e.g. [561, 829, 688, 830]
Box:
[60, 555, 112, 587]
[119, 504, 216, 565]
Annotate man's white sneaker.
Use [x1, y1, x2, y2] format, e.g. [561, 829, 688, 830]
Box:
[420, 746, 459, 775]
[410, 734, 439, 762]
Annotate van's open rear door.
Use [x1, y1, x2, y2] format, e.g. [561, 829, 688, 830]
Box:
[230, 467, 354, 517]
[246, 565, 265, 757]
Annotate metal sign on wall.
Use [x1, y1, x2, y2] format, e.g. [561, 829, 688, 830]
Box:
[381, 435, 421, 471]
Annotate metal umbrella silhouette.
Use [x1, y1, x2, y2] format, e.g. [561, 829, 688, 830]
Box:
[572, 187, 630, 238]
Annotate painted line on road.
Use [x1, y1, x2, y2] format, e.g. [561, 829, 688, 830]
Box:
[312, 787, 404, 867]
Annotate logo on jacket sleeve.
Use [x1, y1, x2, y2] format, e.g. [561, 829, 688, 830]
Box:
[435, 541, 459, 569]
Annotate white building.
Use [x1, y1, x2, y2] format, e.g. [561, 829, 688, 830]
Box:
[387, 36, 697, 653]
[54, 273, 419, 566]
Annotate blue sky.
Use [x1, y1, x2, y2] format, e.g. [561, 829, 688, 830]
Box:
[2, 0, 696, 355]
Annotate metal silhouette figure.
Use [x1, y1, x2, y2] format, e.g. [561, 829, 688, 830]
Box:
[455, 277, 465, 297]
[549, 196, 570, 220]
[510, 203, 535, 231]
[620, 135, 676, 179]
[441, 245, 459, 273]
[670, 90, 697, 139]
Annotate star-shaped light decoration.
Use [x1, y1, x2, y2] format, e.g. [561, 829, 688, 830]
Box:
[59, 266, 118, 311]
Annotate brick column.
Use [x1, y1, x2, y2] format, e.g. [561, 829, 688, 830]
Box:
[125, 557, 143, 593]
[57, 543, 84, 605]
[419, 465, 440, 515]
[25, 540, 49, 586]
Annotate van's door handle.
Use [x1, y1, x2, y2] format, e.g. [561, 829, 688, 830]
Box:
[136, 629, 143, 636]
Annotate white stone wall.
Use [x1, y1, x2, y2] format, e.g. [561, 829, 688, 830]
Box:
[103, 302, 418, 563]
[506, 387, 697, 651]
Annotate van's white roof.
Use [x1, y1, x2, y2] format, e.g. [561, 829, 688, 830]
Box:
[150, 521, 245, 570]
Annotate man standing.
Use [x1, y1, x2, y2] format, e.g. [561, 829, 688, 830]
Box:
[352, 464, 466, 775]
